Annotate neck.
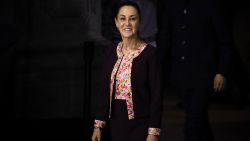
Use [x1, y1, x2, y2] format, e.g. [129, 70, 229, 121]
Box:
[122, 37, 140, 50]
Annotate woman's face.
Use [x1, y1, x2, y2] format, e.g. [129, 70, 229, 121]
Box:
[115, 5, 140, 39]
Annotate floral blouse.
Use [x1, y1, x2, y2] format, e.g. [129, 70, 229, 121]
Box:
[94, 42, 161, 136]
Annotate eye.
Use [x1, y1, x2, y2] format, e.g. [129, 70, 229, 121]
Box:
[130, 17, 137, 21]
[120, 17, 126, 21]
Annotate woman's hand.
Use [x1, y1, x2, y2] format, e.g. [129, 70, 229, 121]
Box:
[91, 128, 102, 141]
[146, 134, 159, 141]
[214, 73, 225, 92]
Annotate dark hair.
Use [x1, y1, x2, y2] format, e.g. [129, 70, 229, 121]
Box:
[114, 1, 141, 21]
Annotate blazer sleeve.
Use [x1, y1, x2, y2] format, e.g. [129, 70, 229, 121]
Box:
[147, 48, 163, 129]
[211, 0, 232, 76]
[95, 45, 115, 121]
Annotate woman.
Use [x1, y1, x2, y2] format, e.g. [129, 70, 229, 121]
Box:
[92, 1, 162, 141]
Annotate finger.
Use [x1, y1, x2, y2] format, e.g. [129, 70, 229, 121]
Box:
[219, 82, 223, 91]
[218, 79, 225, 91]
[98, 134, 101, 141]
[219, 81, 225, 91]
[222, 81, 226, 90]
[214, 80, 218, 92]
[92, 133, 98, 141]
[217, 83, 222, 91]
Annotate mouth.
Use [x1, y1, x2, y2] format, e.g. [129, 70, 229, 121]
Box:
[124, 28, 132, 31]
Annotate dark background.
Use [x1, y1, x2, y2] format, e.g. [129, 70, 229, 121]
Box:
[1, 0, 249, 141]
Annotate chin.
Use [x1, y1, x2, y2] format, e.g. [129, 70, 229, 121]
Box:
[121, 34, 135, 39]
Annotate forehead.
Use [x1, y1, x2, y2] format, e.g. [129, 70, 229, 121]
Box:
[118, 5, 138, 16]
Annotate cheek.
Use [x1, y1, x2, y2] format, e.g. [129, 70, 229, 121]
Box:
[133, 23, 139, 31]
[116, 24, 122, 31]
[118, 25, 123, 31]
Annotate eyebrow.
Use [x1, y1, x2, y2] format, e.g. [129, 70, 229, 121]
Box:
[118, 15, 137, 18]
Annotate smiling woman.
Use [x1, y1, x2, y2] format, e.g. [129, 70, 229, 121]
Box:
[115, 5, 140, 40]
[114, 5, 142, 55]
[91, 1, 162, 141]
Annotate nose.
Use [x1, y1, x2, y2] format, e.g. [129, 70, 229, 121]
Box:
[125, 19, 131, 26]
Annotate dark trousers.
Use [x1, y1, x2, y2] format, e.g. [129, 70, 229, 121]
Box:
[176, 88, 214, 141]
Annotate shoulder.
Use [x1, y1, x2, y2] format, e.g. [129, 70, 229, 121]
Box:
[143, 44, 157, 56]
[136, 43, 158, 60]
[142, 43, 156, 52]
[103, 42, 118, 57]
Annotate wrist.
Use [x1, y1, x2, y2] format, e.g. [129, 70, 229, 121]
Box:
[94, 127, 102, 132]
[148, 128, 161, 136]
[94, 120, 106, 128]
[148, 134, 158, 137]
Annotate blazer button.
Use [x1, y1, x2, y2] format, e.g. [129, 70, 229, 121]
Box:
[181, 25, 186, 29]
[184, 9, 187, 15]
[181, 40, 186, 45]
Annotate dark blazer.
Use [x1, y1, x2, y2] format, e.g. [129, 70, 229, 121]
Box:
[95, 43, 162, 128]
[158, 0, 232, 89]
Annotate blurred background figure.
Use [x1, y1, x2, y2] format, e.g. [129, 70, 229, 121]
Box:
[158, 0, 233, 141]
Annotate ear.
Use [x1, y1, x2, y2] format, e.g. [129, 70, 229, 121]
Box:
[115, 18, 118, 28]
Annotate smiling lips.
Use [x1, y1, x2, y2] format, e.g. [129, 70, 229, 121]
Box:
[124, 28, 132, 32]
